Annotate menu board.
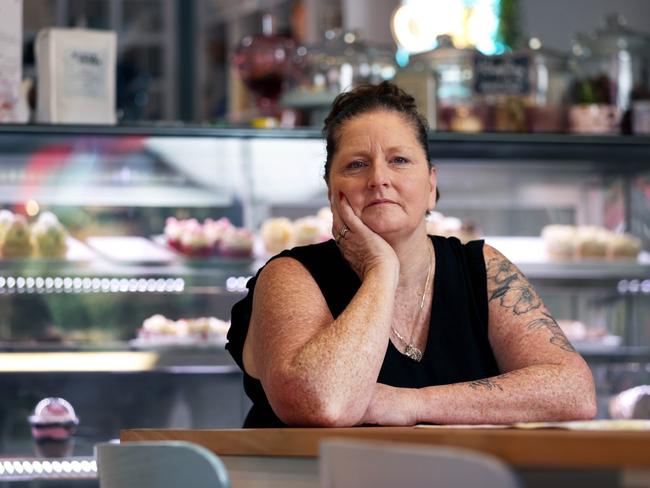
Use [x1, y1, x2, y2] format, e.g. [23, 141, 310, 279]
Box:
[474, 54, 530, 95]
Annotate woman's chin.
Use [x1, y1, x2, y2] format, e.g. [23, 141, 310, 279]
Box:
[364, 221, 403, 237]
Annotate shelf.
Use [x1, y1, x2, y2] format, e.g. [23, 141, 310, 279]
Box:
[485, 237, 650, 283]
[0, 125, 649, 166]
[0, 348, 239, 373]
[0, 236, 648, 289]
[576, 345, 650, 364]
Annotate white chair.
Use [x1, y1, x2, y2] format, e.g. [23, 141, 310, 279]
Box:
[320, 438, 521, 488]
[95, 441, 230, 488]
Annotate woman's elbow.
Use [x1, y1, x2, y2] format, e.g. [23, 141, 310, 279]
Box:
[562, 362, 598, 420]
[265, 377, 363, 427]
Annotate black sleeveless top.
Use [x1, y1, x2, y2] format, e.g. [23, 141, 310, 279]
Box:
[226, 235, 499, 427]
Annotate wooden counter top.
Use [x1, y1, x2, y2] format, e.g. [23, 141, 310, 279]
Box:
[121, 426, 650, 469]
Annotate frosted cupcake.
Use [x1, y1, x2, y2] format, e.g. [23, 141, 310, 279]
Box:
[293, 216, 330, 246]
[164, 217, 183, 251]
[179, 219, 212, 257]
[260, 217, 294, 254]
[541, 225, 577, 260]
[607, 233, 642, 260]
[203, 217, 233, 250]
[1, 214, 32, 258]
[31, 211, 68, 258]
[219, 227, 254, 258]
[28, 397, 79, 457]
[0, 209, 14, 237]
[575, 226, 609, 259]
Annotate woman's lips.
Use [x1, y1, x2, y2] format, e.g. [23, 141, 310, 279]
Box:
[366, 199, 396, 207]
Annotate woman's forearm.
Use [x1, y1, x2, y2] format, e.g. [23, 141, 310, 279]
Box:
[362, 361, 596, 425]
[275, 267, 398, 426]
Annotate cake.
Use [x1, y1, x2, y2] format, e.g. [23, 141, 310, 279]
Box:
[203, 217, 233, 248]
[293, 216, 330, 246]
[260, 217, 294, 254]
[316, 206, 333, 235]
[607, 233, 642, 260]
[541, 224, 577, 260]
[164, 217, 183, 251]
[28, 397, 79, 457]
[137, 314, 230, 346]
[0, 214, 32, 258]
[219, 227, 254, 258]
[316, 206, 333, 227]
[178, 219, 212, 257]
[31, 211, 68, 258]
[0, 209, 14, 238]
[574, 226, 609, 259]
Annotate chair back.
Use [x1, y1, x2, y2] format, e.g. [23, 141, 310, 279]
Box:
[95, 441, 230, 488]
[320, 438, 521, 488]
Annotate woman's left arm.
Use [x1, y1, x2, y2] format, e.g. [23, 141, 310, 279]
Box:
[361, 244, 597, 425]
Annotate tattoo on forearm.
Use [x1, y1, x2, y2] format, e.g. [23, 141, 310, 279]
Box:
[486, 258, 541, 315]
[467, 370, 522, 392]
[526, 312, 577, 353]
[468, 378, 503, 391]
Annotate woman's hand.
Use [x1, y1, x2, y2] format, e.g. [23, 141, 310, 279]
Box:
[359, 383, 420, 426]
[331, 192, 399, 284]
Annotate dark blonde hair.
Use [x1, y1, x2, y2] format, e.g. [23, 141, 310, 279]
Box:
[322, 81, 433, 182]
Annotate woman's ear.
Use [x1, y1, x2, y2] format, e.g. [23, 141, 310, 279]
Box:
[427, 166, 438, 211]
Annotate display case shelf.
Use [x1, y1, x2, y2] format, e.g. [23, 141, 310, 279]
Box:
[1, 124, 650, 164]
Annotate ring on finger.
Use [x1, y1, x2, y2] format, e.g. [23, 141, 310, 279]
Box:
[338, 225, 349, 239]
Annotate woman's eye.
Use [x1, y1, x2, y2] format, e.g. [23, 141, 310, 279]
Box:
[346, 160, 366, 169]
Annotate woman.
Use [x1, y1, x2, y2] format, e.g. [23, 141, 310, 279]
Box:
[226, 82, 596, 427]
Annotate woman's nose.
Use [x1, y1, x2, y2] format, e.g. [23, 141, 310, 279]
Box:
[367, 162, 390, 188]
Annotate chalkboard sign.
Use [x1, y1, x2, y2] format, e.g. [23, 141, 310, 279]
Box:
[474, 55, 530, 95]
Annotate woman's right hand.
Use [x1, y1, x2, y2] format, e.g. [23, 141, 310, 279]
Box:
[331, 191, 400, 285]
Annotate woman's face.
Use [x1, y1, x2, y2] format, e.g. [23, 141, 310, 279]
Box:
[328, 110, 436, 239]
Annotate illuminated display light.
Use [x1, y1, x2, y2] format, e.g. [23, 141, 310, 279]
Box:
[391, 0, 501, 55]
[0, 276, 185, 294]
[0, 457, 97, 480]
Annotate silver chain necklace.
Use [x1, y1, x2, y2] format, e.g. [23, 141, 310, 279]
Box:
[391, 244, 433, 362]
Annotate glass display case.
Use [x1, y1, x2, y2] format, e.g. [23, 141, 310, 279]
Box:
[0, 125, 648, 459]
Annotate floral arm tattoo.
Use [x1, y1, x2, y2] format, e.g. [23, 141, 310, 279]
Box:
[486, 258, 541, 314]
[526, 312, 577, 353]
[485, 255, 576, 354]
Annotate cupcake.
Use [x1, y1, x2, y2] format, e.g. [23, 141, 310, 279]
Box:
[293, 216, 330, 246]
[541, 225, 577, 260]
[179, 219, 212, 257]
[219, 227, 254, 258]
[164, 217, 183, 251]
[316, 207, 333, 232]
[260, 217, 294, 254]
[575, 226, 609, 259]
[0, 214, 32, 258]
[0, 209, 14, 238]
[607, 233, 642, 260]
[203, 217, 232, 249]
[140, 314, 176, 337]
[28, 397, 79, 457]
[31, 211, 68, 258]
